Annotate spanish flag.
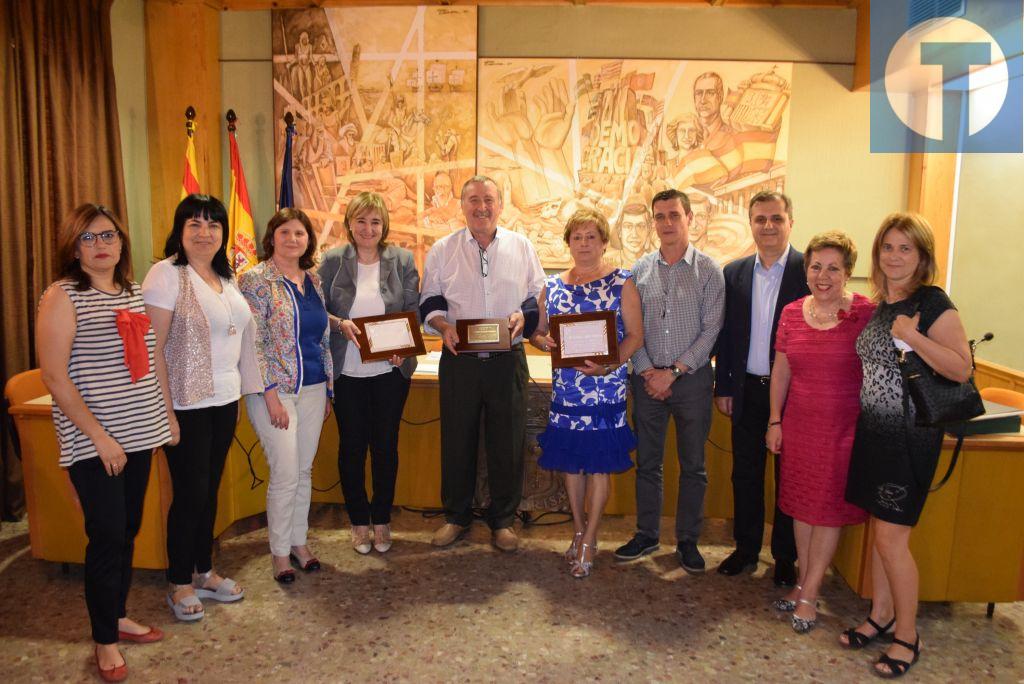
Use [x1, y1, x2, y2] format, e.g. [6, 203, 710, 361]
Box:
[181, 122, 201, 199]
[227, 116, 258, 274]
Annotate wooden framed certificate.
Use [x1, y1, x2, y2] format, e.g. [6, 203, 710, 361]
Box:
[549, 310, 619, 369]
[455, 318, 511, 352]
[351, 311, 426, 362]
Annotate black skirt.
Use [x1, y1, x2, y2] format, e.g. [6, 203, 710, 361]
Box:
[844, 410, 942, 526]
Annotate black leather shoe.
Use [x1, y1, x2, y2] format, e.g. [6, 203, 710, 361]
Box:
[613, 534, 660, 561]
[290, 553, 321, 572]
[274, 569, 296, 584]
[773, 559, 797, 587]
[677, 542, 706, 574]
[716, 550, 758, 576]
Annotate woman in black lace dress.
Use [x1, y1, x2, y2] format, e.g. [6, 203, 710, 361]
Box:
[840, 213, 972, 678]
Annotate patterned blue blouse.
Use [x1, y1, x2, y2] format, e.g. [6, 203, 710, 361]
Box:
[537, 269, 636, 474]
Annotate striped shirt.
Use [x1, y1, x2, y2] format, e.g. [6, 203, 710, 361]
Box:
[51, 281, 172, 467]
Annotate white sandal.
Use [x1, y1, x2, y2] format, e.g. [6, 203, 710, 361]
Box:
[192, 570, 245, 603]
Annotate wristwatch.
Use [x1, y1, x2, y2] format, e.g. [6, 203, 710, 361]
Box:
[669, 366, 683, 380]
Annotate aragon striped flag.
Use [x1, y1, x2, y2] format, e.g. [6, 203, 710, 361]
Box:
[181, 111, 201, 199]
[226, 110, 258, 274]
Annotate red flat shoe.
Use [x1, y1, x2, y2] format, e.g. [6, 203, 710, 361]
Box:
[96, 650, 128, 683]
[118, 625, 164, 643]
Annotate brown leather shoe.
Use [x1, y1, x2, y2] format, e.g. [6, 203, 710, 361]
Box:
[431, 523, 469, 547]
[492, 527, 518, 552]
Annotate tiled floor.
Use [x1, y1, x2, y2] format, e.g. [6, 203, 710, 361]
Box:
[1, 507, 1021, 682]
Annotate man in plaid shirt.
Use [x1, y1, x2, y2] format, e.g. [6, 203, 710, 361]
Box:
[614, 189, 725, 574]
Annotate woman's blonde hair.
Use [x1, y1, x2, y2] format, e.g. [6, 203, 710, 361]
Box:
[804, 230, 857, 277]
[344, 192, 390, 248]
[870, 212, 936, 301]
[562, 208, 610, 245]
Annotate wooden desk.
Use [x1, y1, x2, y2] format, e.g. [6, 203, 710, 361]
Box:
[15, 358, 1021, 605]
[832, 430, 1024, 604]
[9, 354, 740, 568]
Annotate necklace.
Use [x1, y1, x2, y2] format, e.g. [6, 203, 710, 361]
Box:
[808, 294, 848, 323]
[216, 287, 237, 336]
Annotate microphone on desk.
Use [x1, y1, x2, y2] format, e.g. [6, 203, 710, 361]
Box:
[969, 332, 994, 360]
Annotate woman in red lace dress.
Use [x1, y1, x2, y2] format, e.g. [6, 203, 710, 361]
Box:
[765, 231, 874, 634]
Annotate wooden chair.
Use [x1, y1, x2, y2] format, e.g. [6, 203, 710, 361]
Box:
[4, 368, 46, 406]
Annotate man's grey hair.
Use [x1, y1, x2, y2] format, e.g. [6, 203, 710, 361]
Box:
[460, 174, 502, 203]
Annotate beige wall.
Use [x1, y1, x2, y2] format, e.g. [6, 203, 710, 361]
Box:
[950, 153, 1024, 370]
[221, 11, 275, 247]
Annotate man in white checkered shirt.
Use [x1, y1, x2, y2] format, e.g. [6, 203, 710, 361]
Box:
[614, 189, 725, 574]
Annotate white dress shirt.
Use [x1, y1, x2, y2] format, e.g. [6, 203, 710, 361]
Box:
[419, 226, 544, 343]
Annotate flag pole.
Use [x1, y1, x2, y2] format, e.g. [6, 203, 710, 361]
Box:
[180, 106, 202, 199]
[278, 111, 296, 210]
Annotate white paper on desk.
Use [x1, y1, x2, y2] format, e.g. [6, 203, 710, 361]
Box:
[414, 351, 442, 376]
[560, 320, 609, 358]
[366, 318, 414, 353]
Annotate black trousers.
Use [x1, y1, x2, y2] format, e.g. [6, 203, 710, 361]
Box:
[438, 347, 527, 529]
[731, 376, 796, 562]
[164, 401, 237, 584]
[334, 369, 411, 526]
[69, 449, 153, 644]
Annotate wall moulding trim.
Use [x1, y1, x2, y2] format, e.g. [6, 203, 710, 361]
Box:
[217, 1, 857, 10]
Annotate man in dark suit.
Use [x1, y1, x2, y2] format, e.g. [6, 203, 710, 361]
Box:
[713, 191, 809, 586]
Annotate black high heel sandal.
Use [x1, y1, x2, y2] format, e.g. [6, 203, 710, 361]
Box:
[841, 612, 896, 649]
[873, 634, 920, 679]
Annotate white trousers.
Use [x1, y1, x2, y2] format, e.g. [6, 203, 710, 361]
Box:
[246, 382, 327, 556]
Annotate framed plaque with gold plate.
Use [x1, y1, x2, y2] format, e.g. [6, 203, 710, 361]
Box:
[549, 310, 618, 369]
[352, 311, 426, 362]
[455, 318, 511, 352]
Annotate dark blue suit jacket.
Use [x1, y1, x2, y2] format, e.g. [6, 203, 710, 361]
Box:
[713, 246, 809, 422]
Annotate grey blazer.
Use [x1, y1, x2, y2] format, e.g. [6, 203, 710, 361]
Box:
[318, 244, 420, 379]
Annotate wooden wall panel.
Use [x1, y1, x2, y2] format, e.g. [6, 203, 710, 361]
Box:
[907, 152, 957, 288]
[144, 0, 222, 258]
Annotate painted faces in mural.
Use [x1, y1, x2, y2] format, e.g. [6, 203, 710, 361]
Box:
[693, 72, 727, 133]
[615, 203, 655, 264]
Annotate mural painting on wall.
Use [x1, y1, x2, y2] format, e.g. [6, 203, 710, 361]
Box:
[272, 6, 477, 267]
[478, 59, 792, 268]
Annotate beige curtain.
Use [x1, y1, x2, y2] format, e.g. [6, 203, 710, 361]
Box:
[0, 0, 128, 519]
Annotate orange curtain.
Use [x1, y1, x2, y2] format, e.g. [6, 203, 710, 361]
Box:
[0, 0, 128, 518]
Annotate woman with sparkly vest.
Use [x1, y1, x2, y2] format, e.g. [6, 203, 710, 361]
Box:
[143, 194, 262, 622]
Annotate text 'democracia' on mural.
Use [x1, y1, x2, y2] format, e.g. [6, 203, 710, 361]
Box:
[272, 6, 477, 267]
[477, 59, 792, 268]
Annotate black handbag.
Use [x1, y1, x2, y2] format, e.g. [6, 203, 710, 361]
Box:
[897, 350, 985, 493]
[894, 297, 985, 492]
[897, 349, 984, 428]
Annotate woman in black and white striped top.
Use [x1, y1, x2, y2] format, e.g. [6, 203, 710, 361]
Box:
[37, 204, 173, 683]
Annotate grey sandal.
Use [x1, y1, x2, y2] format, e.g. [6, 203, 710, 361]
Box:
[166, 592, 204, 622]
[192, 571, 245, 603]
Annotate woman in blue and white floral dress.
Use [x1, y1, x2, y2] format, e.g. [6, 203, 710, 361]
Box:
[530, 208, 644, 578]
